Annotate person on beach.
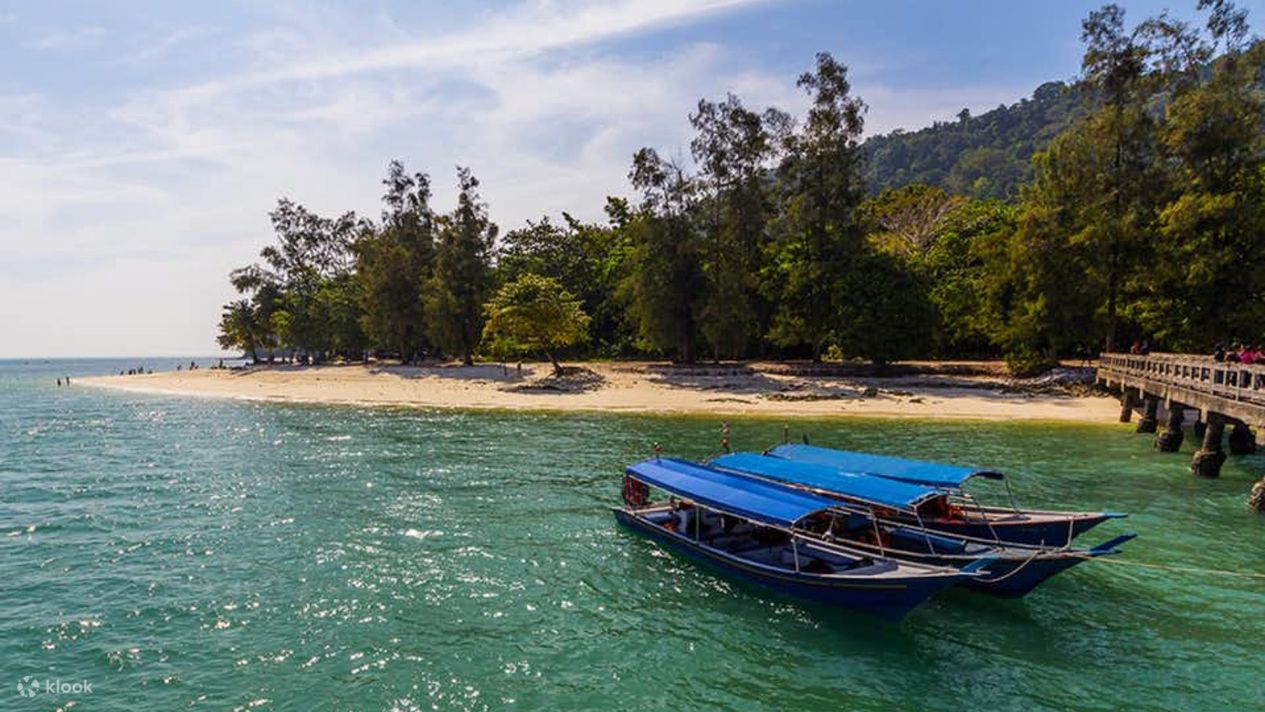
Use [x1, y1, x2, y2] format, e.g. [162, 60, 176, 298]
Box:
[56, 378, 62, 387]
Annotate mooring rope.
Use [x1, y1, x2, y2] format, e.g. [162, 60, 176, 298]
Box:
[1085, 556, 1265, 579]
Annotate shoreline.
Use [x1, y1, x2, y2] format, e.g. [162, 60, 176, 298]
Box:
[79, 362, 1121, 424]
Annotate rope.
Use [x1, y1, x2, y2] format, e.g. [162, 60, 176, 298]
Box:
[1082, 556, 1265, 579]
[976, 547, 1045, 584]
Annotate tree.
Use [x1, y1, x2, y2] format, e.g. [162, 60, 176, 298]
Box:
[225, 199, 365, 362]
[1142, 19, 1265, 348]
[217, 300, 262, 362]
[425, 167, 497, 365]
[482, 274, 590, 375]
[689, 94, 788, 359]
[355, 161, 436, 361]
[764, 52, 869, 361]
[495, 213, 631, 354]
[863, 184, 967, 258]
[621, 148, 704, 362]
[1078, 4, 1159, 352]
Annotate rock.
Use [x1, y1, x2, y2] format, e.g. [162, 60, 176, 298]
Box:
[861, 386, 879, 398]
[1250, 478, 1265, 513]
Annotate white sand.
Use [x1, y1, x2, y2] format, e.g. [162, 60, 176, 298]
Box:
[80, 361, 1120, 423]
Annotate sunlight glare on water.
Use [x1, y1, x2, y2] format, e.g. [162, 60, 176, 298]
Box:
[1, 359, 1263, 711]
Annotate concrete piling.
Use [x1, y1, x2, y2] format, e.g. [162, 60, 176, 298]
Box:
[1119, 387, 1138, 424]
[1155, 403, 1184, 452]
[1228, 422, 1257, 456]
[1136, 396, 1159, 434]
[1192, 414, 1227, 478]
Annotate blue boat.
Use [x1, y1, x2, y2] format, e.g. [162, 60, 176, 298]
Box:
[710, 452, 1137, 597]
[614, 457, 985, 621]
[767, 444, 1127, 546]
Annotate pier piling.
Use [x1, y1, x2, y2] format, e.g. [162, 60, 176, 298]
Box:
[1229, 423, 1257, 456]
[1136, 396, 1159, 434]
[1192, 414, 1227, 478]
[1097, 353, 1265, 487]
[1119, 387, 1138, 424]
[1155, 404, 1185, 452]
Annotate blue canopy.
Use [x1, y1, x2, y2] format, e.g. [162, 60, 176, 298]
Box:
[710, 452, 941, 510]
[768, 444, 1004, 488]
[625, 457, 837, 528]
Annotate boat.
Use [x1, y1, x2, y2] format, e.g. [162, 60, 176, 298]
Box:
[767, 444, 1127, 546]
[613, 456, 986, 621]
[709, 452, 1137, 597]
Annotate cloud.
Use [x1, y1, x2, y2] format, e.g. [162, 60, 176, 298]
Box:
[0, 0, 1041, 358]
[23, 25, 106, 50]
[118, 26, 218, 65]
[0, 0, 782, 357]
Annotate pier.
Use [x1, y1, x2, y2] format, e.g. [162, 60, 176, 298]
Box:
[1096, 353, 1265, 479]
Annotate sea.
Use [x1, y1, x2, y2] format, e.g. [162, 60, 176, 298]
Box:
[2, 358, 1263, 711]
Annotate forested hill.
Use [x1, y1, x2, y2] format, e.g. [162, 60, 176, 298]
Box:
[862, 81, 1087, 199]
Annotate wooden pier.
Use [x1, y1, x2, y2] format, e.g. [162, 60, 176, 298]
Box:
[1096, 353, 1265, 478]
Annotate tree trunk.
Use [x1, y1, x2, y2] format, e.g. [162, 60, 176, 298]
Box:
[547, 351, 563, 377]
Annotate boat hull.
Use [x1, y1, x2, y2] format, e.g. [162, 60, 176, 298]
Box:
[613, 508, 961, 621]
[958, 555, 1087, 597]
[911, 513, 1114, 547]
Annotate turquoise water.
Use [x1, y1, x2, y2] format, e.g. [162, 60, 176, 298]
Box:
[2, 359, 1263, 711]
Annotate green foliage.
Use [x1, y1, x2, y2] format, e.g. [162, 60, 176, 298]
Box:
[764, 52, 870, 361]
[425, 167, 497, 366]
[690, 94, 787, 359]
[217, 8, 1265, 372]
[863, 81, 1087, 200]
[217, 300, 262, 361]
[482, 274, 590, 372]
[354, 161, 435, 360]
[495, 213, 633, 355]
[621, 148, 704, 362]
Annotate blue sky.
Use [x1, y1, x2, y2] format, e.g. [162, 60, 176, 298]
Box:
[1, 0, 1260, 357]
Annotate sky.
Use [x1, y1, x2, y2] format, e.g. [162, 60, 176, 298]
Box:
[2, 0, 1260, 358]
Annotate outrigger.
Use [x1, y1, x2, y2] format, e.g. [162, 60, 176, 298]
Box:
[710, 452, 1137, 597]
[613, 456, 988, 621]
[767, 444, 1127, 547]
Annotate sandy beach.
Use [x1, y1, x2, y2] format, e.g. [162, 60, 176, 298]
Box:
[80, 361, 1120, 422]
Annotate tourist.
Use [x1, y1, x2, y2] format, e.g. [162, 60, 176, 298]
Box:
[1140, 339, 1150, 356]
[1227, 345, 1242, 363]
[56, 378, 62, 387]
[1129, 340, 1141, 354]
[1214, 344, 1226, 362]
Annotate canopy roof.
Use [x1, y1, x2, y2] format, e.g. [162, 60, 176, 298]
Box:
[710, 452, 941, 510]
[625, 457, 837, 528]
[768, 444, 1004, 488]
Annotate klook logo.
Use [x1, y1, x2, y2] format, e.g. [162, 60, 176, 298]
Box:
[15, 677, 93, 697]
[16, 677, 39, 697]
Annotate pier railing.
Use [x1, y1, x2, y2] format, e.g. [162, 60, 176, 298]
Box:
[1098, 353, 1265, 405]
